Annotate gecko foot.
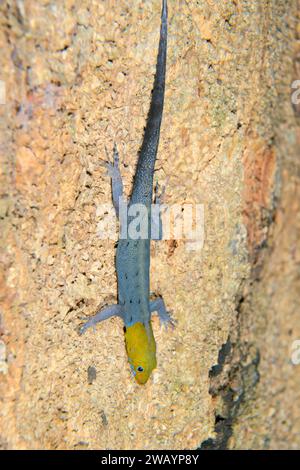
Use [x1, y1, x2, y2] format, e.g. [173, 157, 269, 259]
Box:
[154, 179, 167, 205]
[159, 310, 176, 330]
[79, 304, 124, 335]
[101, 144, 120, 178]
[100, 144, 124, 218]
[151, 181, 165, 241]
[149, 297, 176, 330]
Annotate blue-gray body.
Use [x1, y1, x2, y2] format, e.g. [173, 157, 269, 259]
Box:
[80, 0, 172, 346]
[116, 0, 167, 327]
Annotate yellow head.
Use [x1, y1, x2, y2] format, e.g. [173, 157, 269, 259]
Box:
[124, 321, 157, 385]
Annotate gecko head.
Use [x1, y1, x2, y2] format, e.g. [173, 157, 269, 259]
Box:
[124, 322, 157, 385]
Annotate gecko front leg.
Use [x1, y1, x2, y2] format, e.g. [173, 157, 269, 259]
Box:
[79, 304, 124, 335]
[149, 297, 175, 329]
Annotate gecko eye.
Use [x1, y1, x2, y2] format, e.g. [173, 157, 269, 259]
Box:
[137, 366, 144, 372]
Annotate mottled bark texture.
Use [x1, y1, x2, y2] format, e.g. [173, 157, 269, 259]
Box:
[0, 0, 300, 449]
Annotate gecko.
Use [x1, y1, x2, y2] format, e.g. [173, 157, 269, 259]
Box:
[80, 0, 173, 385]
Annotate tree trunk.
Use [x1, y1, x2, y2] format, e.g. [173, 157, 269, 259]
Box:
[0, 0, 299, 449]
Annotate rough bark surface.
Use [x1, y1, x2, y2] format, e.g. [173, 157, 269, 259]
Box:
[0, 0, 299, 449]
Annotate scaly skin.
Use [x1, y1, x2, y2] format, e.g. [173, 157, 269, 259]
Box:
[80, 0, 174, 385]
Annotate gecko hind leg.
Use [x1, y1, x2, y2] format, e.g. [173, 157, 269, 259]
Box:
[102, 143, 124, 219]
[149, 297, 175, 329]
[151, 181, 166, 240]
[79, 304, 124, 335]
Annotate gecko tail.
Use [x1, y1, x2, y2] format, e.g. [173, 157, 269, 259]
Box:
[162, 0, 167, 18]
[130, 0, 168, 205]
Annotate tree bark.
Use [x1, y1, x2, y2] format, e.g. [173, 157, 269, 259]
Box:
[0, 0, 299, 449]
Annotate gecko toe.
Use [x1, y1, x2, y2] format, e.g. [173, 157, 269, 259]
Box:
[160, 310, 176, 330]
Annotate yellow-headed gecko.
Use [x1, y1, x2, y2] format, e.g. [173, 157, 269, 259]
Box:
[80, 0, 173, 385]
